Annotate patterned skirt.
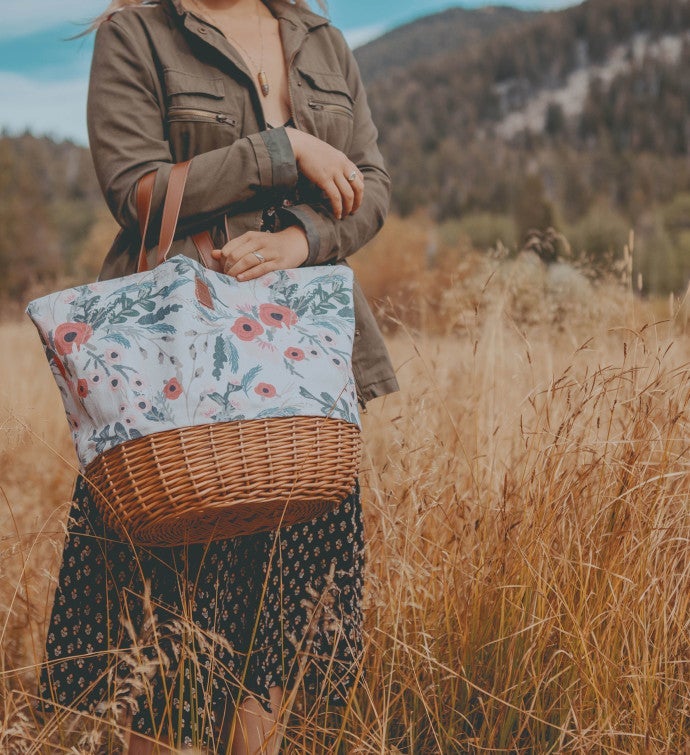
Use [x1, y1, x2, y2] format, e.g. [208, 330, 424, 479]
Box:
[38, 474, 364, 747]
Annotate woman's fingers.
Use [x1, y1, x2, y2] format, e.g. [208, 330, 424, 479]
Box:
[237, 257, 272, 281]
[349, 170, 364, 214]
[213, 227, 309, 281]
[323, 179, 344, 220]
[334, 172, 357, 216]
[284, 129, 365, 219]
[227, 247, 268, 278]
[211, 233, 261, 275]
[324, 166, 363, 218]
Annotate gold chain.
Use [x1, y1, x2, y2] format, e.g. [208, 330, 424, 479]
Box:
[189, 0, 269, 96]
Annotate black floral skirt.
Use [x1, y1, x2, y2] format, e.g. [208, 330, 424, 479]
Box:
[38, 474, 364, 747]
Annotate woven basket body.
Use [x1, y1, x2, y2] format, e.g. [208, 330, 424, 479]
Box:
[84, 416, 361, 546]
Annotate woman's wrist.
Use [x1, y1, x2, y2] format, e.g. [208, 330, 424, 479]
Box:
[284, 127, 303, 163]
[279, 225, 309, 267]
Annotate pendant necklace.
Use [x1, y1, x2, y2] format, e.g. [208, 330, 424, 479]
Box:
[190, 0, 270, 97]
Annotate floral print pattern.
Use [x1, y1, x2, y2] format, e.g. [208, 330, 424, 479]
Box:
[26, 257, 360, 469]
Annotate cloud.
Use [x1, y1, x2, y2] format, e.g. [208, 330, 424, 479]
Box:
[2, 0, 94, 40]
[343, 23, 388, 49]
[0, 72, 88, 144]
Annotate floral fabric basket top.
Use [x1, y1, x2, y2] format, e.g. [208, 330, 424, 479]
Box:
[27, 255, 359, 469]
[25, 162, 362, 546]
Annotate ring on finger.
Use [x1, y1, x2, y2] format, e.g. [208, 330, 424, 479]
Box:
[252, 252, 265, 263]
[347, 169, 358, 182]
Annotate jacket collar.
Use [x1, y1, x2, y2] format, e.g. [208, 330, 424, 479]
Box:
[165, 0, 329, 32]
[165, 0, 328, 77]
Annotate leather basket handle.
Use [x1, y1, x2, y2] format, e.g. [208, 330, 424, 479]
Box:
[135, 161, 220, 273]
[136, 170, 157, 273]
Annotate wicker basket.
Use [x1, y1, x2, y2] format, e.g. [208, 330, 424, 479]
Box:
[83, 416, 361, 546]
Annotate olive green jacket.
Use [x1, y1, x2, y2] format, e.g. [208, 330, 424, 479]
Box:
[88, 0, 399, 403]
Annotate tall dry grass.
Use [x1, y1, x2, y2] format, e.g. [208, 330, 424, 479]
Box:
[1, 240, 690, 752]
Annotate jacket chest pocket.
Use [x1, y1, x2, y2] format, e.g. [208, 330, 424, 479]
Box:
[164, 68, 242, 159]
[297, 67, 354, 151]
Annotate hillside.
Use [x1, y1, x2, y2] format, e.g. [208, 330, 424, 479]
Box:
[4, 0, 690, 304]
[0, 133, 104, 307]
[365, 0, 690, 210]
[354, 5, 539, 83]
[358, 0, 690, 291]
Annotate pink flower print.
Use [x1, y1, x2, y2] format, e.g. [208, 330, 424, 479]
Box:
[231, 317, 264, 342]
[320, 332, 336, 347]
[131, 374, 147, 391]
[163, 378, 183, 400]
[54, 322, 93, 355]
[51, 354, 68, 382]
[88, 369, 105, 388]
[105, 347, 122, 363]
[254, 382, 277, 398]
[77, 379, 89, 398]
[258, 304, 297, 329]
[133, 397, 151, 413]
[108, 375, 123, 391]
[285, 347, 305, 361]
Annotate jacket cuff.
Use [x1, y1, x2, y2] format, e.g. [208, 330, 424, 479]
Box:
[280, 203, 335, 265]
[247, 128, 298, 189]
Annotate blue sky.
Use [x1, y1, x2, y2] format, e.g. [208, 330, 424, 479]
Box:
[0, 0, 577, 145]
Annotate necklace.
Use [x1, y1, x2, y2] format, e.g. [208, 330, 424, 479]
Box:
[190, 0, 270, 97]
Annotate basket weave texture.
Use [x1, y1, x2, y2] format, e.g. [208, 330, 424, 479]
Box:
[84, 416, 361, 546]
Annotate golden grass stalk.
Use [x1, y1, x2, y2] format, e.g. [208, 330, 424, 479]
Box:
[1, 252, 689, 752]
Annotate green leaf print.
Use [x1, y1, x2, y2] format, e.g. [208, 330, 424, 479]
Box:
[138, 304, 183, 326]
[212, 335, 228, 380]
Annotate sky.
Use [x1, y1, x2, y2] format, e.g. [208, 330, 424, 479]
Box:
[0, 0, 577, 145]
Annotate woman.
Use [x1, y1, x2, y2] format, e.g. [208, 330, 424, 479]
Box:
[39, 0, 398, 752]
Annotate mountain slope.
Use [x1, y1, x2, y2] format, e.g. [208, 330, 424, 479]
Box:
[363, 0, 690, 220]
[354, 5, 539, 83]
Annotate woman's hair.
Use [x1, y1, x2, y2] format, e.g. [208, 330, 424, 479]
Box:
[90, 0, 327, 29]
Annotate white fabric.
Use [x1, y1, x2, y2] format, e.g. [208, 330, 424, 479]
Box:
[26, 256, 359, 469]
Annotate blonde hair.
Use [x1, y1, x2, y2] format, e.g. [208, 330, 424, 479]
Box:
[90, 0, 326, 29]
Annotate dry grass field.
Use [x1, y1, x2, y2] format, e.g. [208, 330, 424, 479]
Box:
[1, 237, 690, 752]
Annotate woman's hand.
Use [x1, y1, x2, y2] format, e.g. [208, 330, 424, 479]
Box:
[284, 127, 364, 220]
[211, 226, 309, 281]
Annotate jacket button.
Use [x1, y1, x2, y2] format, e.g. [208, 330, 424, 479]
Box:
[198, 26, 207, 34]
[354, 329, 361, 337]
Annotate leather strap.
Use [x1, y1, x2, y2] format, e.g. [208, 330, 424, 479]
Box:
[192, 231, 223, 273]
[136, 170, 157, 273]
[157, 160, 192, 266]
[134, 160, 194, 272]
